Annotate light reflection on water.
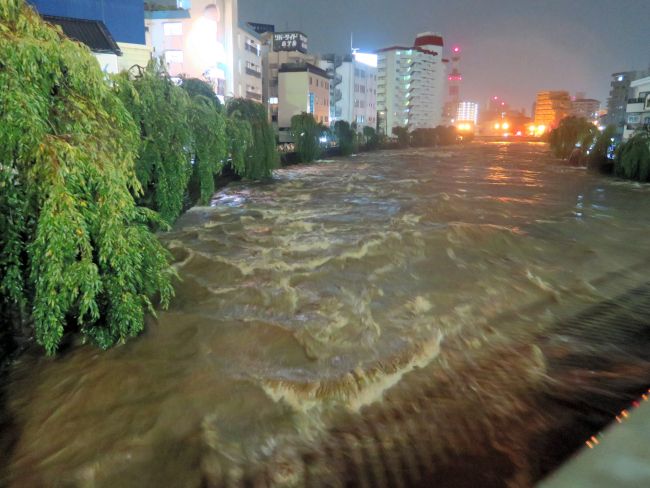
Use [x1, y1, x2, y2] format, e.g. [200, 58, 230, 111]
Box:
[2, 143, 650, 487]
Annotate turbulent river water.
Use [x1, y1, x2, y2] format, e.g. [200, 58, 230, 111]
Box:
[2, 142, 650, 487]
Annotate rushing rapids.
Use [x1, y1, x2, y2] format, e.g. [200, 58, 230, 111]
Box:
[2, 142, 650, 487]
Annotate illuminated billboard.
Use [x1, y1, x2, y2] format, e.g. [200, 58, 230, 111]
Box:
[186, 0, 232, 98]
[148, 0, 236, 100]
[273, 32, 308, 53]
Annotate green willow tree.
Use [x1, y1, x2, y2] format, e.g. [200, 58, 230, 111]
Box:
[587, 125, 617, 173]
[363, 126, 380, 150]
[0, 0, 174, 355]
[179, 79, 228, 205]
[114, 62, 193, 224]
[291, 113, 323, 163]
[335, 120, 358, 155]
[548, 116, 599, 159]
[614, 132, 650, 182]
[226, 98, 278, 179]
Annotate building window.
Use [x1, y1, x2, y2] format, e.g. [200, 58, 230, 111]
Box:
[163, 22, 183, 36]
[164, 50, 184, 64]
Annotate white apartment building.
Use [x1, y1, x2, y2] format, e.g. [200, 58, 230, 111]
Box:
[376, 32, 446, 134]
[233, 23, 263, 101]
[319, 53, 378, 129]
[623, 76, 650, 140]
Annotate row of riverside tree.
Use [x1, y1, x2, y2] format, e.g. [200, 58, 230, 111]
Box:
[0, 1, 278, 358]
[550, 116, 650, 183]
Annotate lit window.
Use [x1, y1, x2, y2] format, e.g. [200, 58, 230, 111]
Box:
[163, 22, 183, 36]
[164, 50, 184, 64]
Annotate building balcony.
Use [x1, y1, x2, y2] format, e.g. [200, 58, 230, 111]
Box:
[246, 91, 262, 101]
[626, 102, 645, 113]
[245, 44, 260, 56]
[245, 67, 262, 78]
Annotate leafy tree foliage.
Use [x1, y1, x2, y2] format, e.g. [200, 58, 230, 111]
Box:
[335, 120, 358, 155]
[362, 126, 381, 150]
[178, 79, 228, 205]
[181, 77, 222, 108]
[291, 113, 323, 163]
[549, 117, 598, 159]
[392, 126, 410, 148]
[0, 1, 174, 355]
[226, 99, 278, 179]
[114, 62, 193, 223]
[587, 125, 617, 174]
[614, 132, 650, 182]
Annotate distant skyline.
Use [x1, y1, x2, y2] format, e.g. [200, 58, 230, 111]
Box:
[240, 0, 650, 113]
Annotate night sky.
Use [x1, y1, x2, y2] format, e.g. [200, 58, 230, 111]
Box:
[240, 0, 650, 113]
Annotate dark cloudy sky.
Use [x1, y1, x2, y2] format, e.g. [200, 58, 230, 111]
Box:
[240, 0, 650, 114]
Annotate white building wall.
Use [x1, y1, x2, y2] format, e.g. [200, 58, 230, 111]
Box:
[234, 26, 263, 101]
[377, 37, 446, 134]
[623, 76, 650, 141]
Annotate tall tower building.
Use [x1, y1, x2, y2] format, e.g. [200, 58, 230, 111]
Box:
[376, 32, 446, 134]
[443, 46, 462, 123]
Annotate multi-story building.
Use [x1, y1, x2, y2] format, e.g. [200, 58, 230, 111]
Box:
[319, 52, 377, 129]
[443, 46, 462, 125]
[29, 0, 151, 71]
[605, 70, 650, 136]
[277, 63, 330, 133]
[145, 0, 238, 101]
[456, 101, 479, 124]
[571, 98, 601, 121]
[260, 31, 319, 126]
[376, 32, 446, 135]
[623, 76, 650, 140]
[233, 23, 263, 101]
[534, 91, 572, 131]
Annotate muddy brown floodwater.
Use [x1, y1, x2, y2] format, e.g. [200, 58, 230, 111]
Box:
[2, 142, 650, 487]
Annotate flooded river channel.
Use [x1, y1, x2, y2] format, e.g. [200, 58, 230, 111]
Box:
[2, 142, 650, 487]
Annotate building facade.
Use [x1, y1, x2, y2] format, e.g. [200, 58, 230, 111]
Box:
[233, 23, 263, 101]
[605, 70, 650, 136]
[30, 0, 145, 44]
[145, 0, 238, 101]
[623, 76, 650, 140]
[277, 63, 330, 134]
[376, 32, 446, 135]
[30, 0, 150, 73]
[456, 101, 479, 124]
[320, 53, 377, 129]
[534, 91, 572, 130]
[260, 31, 319, 126]
[571, 98, 601, 121]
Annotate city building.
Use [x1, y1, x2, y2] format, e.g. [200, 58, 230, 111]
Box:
[319, 52, 378, 129]
[259, 30, 319, 127]
[233, 22, 263, 101]
[623, 76, 650, 140]
[455, 101, 479, 133]
[534, 91, 572, 131]
[145, 0, 238, 101]
[571, 98, 601, 122]
[443, 46, 462, 125]
[29, 0, 151, 71]
[605, 69, 650, 136]
[277, 63, 330, 136]
[376, 32, 446, 135]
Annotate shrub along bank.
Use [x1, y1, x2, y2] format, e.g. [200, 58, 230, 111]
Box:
[549, 117, 650, 183]
[0, 0, 278, 359]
